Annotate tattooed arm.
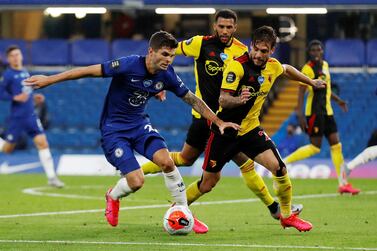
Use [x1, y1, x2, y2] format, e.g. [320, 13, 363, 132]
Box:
[181, 91, 240, 134]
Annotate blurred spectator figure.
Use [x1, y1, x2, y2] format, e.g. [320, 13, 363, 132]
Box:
[33, 93, 50, 130]
[278, 123, 306, 157]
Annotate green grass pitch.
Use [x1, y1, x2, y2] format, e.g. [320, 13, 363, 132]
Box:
[0, 174, 376, 250]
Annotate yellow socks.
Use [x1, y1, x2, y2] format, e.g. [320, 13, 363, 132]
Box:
[141, 152, 188, 175]
[272, 174, 292, 218]
[240, 159, 275, 206]
[186, 179, 203, 206]
[330, 143, 347, 185]
[284, 144, 320, 164]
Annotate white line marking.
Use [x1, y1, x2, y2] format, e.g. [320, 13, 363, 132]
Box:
[0, 239, 376, 250]
[1, 190, 376, 219]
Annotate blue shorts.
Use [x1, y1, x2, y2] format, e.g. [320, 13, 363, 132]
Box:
[101, 122, 167, 175]
[4, 115, 44, 143]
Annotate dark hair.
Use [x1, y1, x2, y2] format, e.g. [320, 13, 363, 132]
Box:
[307, 39, 324, 51]
[6, 45, 20, 55]
[251, 26, 277, 48]
[214, 9, 237, 23]
[149, 31, 178, 51]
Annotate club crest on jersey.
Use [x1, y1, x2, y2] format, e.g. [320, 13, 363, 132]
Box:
[154, 81, 164, 90]
[257, 75, 265, 85]
[111, 60, 120, 69]
[143, 79, 153, 87]
[220, 53, 228, 61]
[114, 148, 123, 158]
[185, 38, 193, 45]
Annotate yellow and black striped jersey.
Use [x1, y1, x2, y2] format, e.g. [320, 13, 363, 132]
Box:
[176, 35, 248, 118]
[216, 53, 284, 137]
[301, 60, 333, 116]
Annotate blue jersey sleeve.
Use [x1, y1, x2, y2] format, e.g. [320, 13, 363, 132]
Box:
[101, 57, 134, 77]
[166, 69, 189, 98]
[0, 73, 13, 101]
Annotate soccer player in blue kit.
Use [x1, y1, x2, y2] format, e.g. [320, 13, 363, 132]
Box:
[25, 31, 239, 227]
[0, 45, 64, 188]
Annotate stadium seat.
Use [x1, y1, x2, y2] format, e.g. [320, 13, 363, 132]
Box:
[71, 39, 110, 65]
[111, 39, 148, 59]
[366, 39, 377, 67]
[0, 39, 28, 64]
[30, 39, 69, 65]
[325, 39, 365, 67]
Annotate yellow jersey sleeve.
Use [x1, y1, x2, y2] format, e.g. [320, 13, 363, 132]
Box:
[221, 60, 244, 92]
[301, 64, 315, 79]
[176, 36, 203, 59]
[267, 57, 284, 78]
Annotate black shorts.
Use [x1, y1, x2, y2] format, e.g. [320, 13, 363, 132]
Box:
[306, 114, 338, 137]
[185, 117, 211, 152]
[202, 127, 278, 173]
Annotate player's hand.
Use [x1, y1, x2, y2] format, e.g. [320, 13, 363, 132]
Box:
[337, 99, 348, 112]
[217, 121, 240, 135]
[311, 79, 326, 89]
[23, 75, 50, 89]
[33, 93, 45, 102]
[13, 92, 29, 103]
[239, 87, 251, 104]
[155, 91, 166, 102]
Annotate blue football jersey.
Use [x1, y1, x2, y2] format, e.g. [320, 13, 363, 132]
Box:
[0, 67, 34, 118]
[100, 55, 189, 130]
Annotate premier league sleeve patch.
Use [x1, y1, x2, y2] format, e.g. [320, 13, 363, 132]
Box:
[226, 72, 236, 83]
[185, 38, 193, 45]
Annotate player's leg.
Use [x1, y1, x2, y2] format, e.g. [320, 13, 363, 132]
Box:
[142, 118, 208, 174]
[346, 145, 377, 172]
[232, 152, 302, 219]
[0, 119, 20, 153]
[244, 128, 312, 232]
[284, 114, 323, 164]
[102, 136, 143, 227]
[0, 138, 16, 153]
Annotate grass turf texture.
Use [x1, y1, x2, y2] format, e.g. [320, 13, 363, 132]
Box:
[0, 175, 376, 251]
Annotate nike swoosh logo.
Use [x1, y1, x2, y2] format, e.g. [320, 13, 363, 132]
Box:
[131, 78, 140, 82]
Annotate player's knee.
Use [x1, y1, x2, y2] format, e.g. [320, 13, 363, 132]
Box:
[273, 163, 287, 177]
[128, 176, 144, 191]
[158, 158, 175, 172]
[181, 156, 195, 166]
[199, 177, 219, 194]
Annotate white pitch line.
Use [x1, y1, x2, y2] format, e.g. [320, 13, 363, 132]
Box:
[0, 239, 376, 250]
[1, 190, 376, 219]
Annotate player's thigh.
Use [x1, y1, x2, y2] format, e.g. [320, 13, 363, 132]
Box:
[185, 117, 211, 154]
[101, 134, 140, 175]
[134, 124, 168, 161]
[3, 119, 24, 146]
[306, 114, 325, 147]
[324, 116, 340, 145]
[26, 116, 45, 142]
[202, 132, 238, 173]
[231, 152, 250, 166]
[180, 143, 202, 165]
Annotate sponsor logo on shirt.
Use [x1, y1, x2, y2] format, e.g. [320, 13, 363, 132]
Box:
[205, 60, 223, 76]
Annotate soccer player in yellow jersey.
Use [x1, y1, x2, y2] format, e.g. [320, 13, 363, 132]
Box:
[284, 40, 360, 195]
[142, 10, 302, 233]
[195, 26, 327, 232]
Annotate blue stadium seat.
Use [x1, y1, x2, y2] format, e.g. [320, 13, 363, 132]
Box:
[111, 39, 148, 58]
[366, 39, 377, 67]
[325, 39, 365, 67]
[71, 39, 110, 65]
[0, 39, 28, 64]
[30, 39, 69, 65]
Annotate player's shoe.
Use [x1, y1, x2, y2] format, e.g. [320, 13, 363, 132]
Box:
[280, 214, 313, 232]
[270, 203, 304, 220]
[105, 188, 120, 227]
[48, 177, 65, 188]
[338, 183, 360, 195]
[193, 216, 209, 234]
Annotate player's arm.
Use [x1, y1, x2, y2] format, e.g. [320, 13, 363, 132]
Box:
[0, 74, 28, 102]
[218, 60, 246, 109]
[176, 36, 202, 59]
[0, 76, 13, 101]
[296, 85, 308, 131]
[24, 64, 102, 89]
[331, 92, 348, 112]
[283, 64, 326, 89]
[181, 91, 240, 134]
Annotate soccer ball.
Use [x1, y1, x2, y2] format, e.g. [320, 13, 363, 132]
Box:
[163, 205, 194, 235]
